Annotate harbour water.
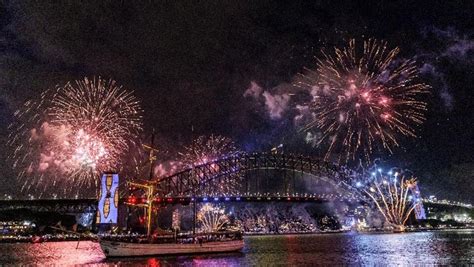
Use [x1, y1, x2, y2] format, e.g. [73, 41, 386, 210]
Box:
[0, 230, 473, 265]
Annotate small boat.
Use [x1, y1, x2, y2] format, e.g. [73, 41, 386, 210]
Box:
[99, 232, 244, 257]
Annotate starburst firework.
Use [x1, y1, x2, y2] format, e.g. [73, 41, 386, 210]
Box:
[179, 135, 241, 195]
[295, 39, 429, 163]
[197, 203, 230, 232]
[8, 77, 143, 197]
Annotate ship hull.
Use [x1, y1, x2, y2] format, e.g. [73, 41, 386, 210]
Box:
[99, 239, 244, 257]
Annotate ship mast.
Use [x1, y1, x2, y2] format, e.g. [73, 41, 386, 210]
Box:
[127, 181, 155, 236]
[141, 130, 159, 236]
[142, 130, 158, 181]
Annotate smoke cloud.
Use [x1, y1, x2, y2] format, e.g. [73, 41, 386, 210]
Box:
[243, 81, 263, 99]
[243, 81, 292, 120]
[262, 91, 290, 120]
[419, 27, 474, 110]
[428, 27, 474, 61]
[419, 63, 454, 110]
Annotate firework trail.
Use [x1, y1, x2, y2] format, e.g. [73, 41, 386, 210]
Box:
[357, 167, 420, 231]
[295, 39, 429, 164]
[179, 134, 241, 195]
[197, 203, 230, 232]
[8, 77, 143, 197]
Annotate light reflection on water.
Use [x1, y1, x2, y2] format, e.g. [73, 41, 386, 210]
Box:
[0, 230, 473, 266]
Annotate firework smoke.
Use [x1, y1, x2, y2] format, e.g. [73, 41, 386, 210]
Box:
[8, 77, 143, 197]
[295, 39, 429, 164]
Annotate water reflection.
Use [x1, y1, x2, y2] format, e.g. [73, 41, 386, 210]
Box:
[0, 230, 473, 265]
[352, 231, 474, 265]
[106, 252, 245, 266]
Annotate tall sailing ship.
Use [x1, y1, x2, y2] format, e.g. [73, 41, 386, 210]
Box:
[97, 135, 244, 257]
[98, 182, 244, 257]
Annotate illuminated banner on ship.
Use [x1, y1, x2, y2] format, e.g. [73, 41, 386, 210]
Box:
[97, 173, 119, 224]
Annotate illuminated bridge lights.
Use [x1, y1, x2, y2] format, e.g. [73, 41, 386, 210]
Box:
[124, 196, 336, 205]
[124, 194, 354, 206]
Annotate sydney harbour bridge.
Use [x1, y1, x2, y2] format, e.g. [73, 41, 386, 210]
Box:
[152, 152, 359, 200]
[0, 152, 432, 220]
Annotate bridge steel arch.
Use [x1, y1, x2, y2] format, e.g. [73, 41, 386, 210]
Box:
[153, 153, 360, 200]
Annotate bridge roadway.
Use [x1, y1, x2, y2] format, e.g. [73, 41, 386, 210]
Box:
[0, 196, 340, 213]
[127, 195, 336, 205]
[0, 197, 469, 214]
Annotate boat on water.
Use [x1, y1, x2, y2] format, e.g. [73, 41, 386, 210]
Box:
[97, 136, 245, 258]
[99, 232, 244, 257]
[97, 181, 245, 257]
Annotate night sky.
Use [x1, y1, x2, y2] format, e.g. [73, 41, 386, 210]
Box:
[0, 1, 472, 201]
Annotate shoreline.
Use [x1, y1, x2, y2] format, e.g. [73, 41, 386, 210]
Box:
[1, 227, 473, 243]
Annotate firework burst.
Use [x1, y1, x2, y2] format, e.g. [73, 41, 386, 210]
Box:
[197, 203, 230, 232]
[8, 77, 143, 197]
[295, 39, 429, 164]
[358, 167, 421, 231]
[179, 135, 241, 195]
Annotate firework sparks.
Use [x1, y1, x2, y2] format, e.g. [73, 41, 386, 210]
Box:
[360, 168, 420, 231]
[197, 203, 230, 232]
[179, 134, 241, 195]
[180, 135, 238, 167]
[295, 39, 429, 163]
[8, 77, 143, 197]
